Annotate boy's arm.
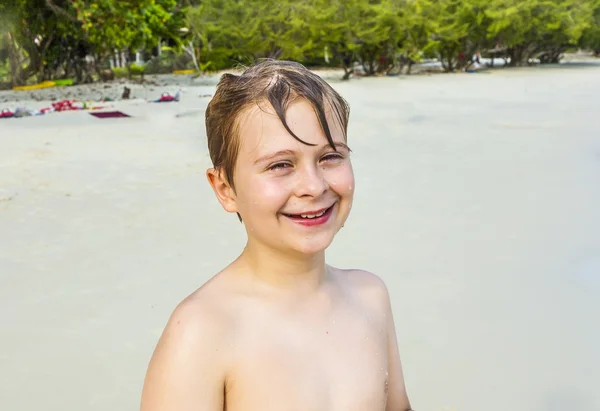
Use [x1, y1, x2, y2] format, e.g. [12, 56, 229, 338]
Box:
[140, 299, 228, 411]
[383, 286, 413, 411]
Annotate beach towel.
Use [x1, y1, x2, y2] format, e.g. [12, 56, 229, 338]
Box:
[1, 107, 54, 118]
[52, 100, 82, 112]
[51, 100, 108, 112]
[90, 111, 130, 119]
[0, 109, 15, 118]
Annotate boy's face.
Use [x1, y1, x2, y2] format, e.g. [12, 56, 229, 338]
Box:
[217, 98, 354, 256]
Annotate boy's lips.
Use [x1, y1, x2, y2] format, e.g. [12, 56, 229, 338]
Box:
[281, 204, 336, 226]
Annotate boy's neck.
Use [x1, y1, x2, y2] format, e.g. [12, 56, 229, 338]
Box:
[236, 241, 329, 293]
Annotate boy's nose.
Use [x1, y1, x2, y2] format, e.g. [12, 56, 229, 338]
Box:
[295, 166, 328, 198]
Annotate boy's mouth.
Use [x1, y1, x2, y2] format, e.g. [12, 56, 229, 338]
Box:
[282, 204, 335, 226]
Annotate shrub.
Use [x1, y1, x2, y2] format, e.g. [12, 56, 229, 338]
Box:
[112, 67, 128, 79]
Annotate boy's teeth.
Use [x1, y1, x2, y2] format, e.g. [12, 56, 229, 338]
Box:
[300, 209, 326, 219]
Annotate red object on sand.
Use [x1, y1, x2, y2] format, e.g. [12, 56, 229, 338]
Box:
[154, 91, 180, 103]
[158, 93, 176, 102]
[0, 109, 15, 118]
[52, 100, 80, 112]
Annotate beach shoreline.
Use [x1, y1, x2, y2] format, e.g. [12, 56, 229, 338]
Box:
[2, 54, 598, 108]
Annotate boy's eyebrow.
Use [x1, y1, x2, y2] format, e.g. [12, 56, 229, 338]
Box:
[253, 149, 296, 165]
[253, 142, 350, 165]
[332, 142, 351, 152]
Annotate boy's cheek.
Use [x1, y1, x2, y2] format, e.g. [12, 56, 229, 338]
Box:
[329, 166, 355, 195]
[241, 180, 289, 209]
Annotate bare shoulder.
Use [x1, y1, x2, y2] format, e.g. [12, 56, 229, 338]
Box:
[159, 276, 236, 357]
[161, 282, 235, 351]
[330, 267, 412, 411]
[140, 276, 235, 411]
[329, 266, 392, 313]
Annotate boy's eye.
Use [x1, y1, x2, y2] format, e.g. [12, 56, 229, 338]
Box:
[321, 153, 344, 162]
[268, 162, 292, 171]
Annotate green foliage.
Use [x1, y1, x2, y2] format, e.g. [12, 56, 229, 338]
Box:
[305, 0, 401, 75]
[0, 0, 183, 86]
[112, 67, 128, 78]
[112, 63, 145, 79]
[73, 0, 184, 54]
[580, 0, 600, 54]
[0, 59, 9, 83]
[184, 0, 598, 74]
[185, 0, 316, 70]
[129, 63, 145, 76]
[486, 0, 593, 65]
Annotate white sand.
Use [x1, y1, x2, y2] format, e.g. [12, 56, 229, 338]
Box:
[1, 64, 600, 411]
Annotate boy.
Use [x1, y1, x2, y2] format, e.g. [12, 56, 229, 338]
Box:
[140, 60, 413, 411]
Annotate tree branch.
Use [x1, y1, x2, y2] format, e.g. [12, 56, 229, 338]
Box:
[45, 0, 80, 23]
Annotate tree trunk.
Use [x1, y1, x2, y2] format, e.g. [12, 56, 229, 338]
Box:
[440, 49, 448, 71]
[539, 48, 563, 64]
[6, 33, 23, 87]
[183, 41, 202, 74]
[359, 49, 378, 76]
[331, 47, 353, 80]
[507, 46, 527, 67]
[439, 46, 456, 72]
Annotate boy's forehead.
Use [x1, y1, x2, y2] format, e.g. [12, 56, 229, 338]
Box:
[238, 100, 345, 155]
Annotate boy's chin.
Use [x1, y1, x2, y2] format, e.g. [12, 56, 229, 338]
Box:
[288, 235, 336, 255]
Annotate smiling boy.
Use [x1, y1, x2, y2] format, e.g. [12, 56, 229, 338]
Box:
[140, 60, 413, 411]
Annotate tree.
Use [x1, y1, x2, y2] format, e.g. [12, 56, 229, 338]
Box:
[486, 0, 592, 66]
[186, 0, 315, 72]
[0, 0, 183, 86]
[73, 0, 184, 69]
[0, 0, 74, 85]
[580, 0, 600, 55]
[351, 0, 401, 75]
[415, 0, 492, 72]
[307, 0, 362, 79]
[395, 0, 437, 74]
[307, 0, 402, 78]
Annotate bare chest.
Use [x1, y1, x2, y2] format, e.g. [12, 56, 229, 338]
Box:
[225, 310, 389, 411]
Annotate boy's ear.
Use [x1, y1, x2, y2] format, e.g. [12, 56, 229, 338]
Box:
[206, 168, 238, 214]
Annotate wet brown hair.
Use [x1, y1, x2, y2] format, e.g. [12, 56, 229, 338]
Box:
[205, 59, 351, 192]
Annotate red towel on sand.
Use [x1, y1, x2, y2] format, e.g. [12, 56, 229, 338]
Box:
[0, 109, 15, 118]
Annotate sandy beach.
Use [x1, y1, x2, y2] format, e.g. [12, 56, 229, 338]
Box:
[1, 63, 600, 411]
